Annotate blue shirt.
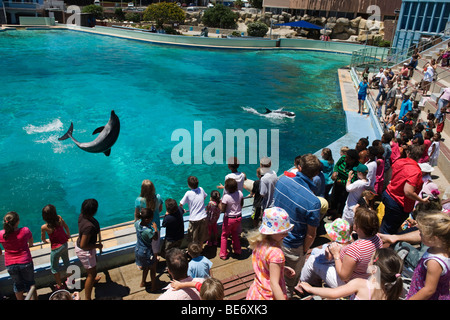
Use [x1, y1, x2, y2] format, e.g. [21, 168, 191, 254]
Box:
[188, 256, 212, 278]
[273, 172, 321, 249]
[358, 81, 369, 95]
[135, 194, 163, 230]
[399, 99, 412, 120]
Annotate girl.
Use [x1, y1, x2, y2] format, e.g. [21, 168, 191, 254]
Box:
[246, 207, 295, 300]
[342, 163, 370, 226]
[0, 212, 36, 300]
[320, 147, 334, 200]
[41, 204, 71, 290]
[428, 132, 441, 167]
[406, 211, 450, 300]
[135, 179, 163, 287]
[298, 248, 404, 300]
[134, 208, 158, 290]
[205, 190, 221, 246]
[219, 178, 243, 259]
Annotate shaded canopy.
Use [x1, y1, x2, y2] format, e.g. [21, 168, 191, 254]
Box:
[274, 20, 323, 29]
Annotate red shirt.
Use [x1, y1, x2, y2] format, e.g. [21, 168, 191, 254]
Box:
[386, 157, 423, 212]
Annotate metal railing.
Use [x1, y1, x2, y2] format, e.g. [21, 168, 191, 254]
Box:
[351, 26, 450, 72]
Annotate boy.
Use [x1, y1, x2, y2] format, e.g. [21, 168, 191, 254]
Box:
[162, 198, 185, 256]
[180, 176, 208, 245]
[187, 242, 212, 279]
[358, 77, 369, 114]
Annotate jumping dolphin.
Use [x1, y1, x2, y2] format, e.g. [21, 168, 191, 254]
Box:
[58, 110, 120, 156]
[264, 108, 296, 118]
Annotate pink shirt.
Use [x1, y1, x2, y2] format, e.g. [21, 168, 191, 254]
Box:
[441, 87, 450, 101]
[246, 242, 287, 300]
[0, 227, 33, 266]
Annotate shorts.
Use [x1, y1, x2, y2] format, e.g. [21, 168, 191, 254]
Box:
[50, 242, 70, 274]
[6, 262, 35, 293]
[75, 243, 97, 270]
[358, 93, 366, 101]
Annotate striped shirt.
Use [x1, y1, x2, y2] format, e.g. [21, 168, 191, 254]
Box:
[340, 234, 383, 280]
[334, 155, 357, 186]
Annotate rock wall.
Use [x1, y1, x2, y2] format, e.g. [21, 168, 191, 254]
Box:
[184, 10, 386, 41]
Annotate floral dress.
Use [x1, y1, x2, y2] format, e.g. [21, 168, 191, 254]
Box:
[406, 251, 450, 300]
[246, 241, 287, 300]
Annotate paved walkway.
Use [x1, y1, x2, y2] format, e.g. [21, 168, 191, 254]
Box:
[23, 68, 450, 301]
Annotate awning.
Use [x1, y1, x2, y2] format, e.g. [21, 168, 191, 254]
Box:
[275, 20, 323, 29]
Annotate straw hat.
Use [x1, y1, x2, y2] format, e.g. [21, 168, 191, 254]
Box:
[259, 207, 293, 235]
[325, 218, 351, 244]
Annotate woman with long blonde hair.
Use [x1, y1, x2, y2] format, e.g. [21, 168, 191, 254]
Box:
[134, 179, 163, 292]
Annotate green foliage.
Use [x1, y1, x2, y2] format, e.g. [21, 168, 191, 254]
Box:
[114, 8, 125, 21]
[81, 4, 104, 19]
[373, 36, 391, 47]
[125, 12, 141, 22]
[143, 2, 185, 29]
[246, 21, 268, 37]
[201, 4, 238, 29]
[248, 0, 262, 9]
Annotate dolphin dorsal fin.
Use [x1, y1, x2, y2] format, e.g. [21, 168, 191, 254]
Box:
[265, 108, 272, 114]
[103, 149, 111, 156]
[93, 126, 105, 135]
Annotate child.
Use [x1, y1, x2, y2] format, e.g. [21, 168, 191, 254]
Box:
[406, 211, 450, 300]
[187, 242, 212, 278]
[358, 77, 369, 114]
[298, 248, 404, 300]
[246, 207, 295, 300]
[41, 204, 71, 290]
[0, 211, 36, 300]
[320, 148, 334, 200]
[205, 190, 221, 246]
[250, 167, 263, 227]
[49, 289, 80, 300]
[299, 218, 352, 289]
[161, 198, 185, 256]
[170, 277, 224, 300]
[374, 145, 385, 195]
[219, 178, 243, 260]
[180, 176, 208, 245]
[340, 146, 349, 157]
[217, 156, 246, 194]
[342, 163, 370, 226]
[428, 132, 441, 167]
[134, 208, 158, 290]
[436, 106, 446, 133]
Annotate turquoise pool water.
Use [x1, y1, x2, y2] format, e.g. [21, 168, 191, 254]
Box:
[0, 29, 350, 238]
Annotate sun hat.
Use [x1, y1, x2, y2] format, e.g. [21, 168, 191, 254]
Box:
[325, 218, 351, 244]
[419, 162, 434, 173]
[259, 207, 293, 235]
[353, 163, 368, 173]
[260, 157, 272, 175]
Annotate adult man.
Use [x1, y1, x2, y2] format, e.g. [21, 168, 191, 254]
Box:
[376, 70, 389, 102]
[435, 87, 450, 120]
[157, 248, 204, 300]
[399, 94, 412, 120]
[380, 145, 430, 234]
[273, 153, 322, 297]
[259, 156, 278, 210]
[384, 81, 396, 114]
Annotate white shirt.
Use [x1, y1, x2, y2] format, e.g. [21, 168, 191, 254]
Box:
[365, 160, 378, 189]
[180, 187, 207, 221]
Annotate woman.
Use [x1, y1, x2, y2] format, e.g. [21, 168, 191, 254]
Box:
[0, 212, 36, 300]
[135, 180, 163, 289]
[75, 199, 103, 300]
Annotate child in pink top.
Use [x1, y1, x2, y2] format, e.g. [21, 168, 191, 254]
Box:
[246, 207, 295, 300]
[41, 204, 71, 290]
[0, 211, 35, 300]
[219, 178, 243, 259]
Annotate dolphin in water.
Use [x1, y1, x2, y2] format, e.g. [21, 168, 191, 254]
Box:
[264, 108, 296, 118]
[58, 110, 120, 156]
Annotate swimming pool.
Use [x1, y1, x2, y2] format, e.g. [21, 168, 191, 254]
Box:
[0, 29, 351, 237]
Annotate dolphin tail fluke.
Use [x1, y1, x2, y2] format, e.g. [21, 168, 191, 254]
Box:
[58, 123, 74, 141]
[264, 108, 272, 114]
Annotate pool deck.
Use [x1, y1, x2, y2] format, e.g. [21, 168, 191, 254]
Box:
[1, 66, 449, 301]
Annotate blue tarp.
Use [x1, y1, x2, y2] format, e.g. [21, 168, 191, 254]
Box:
[274, 20, 323, 29]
